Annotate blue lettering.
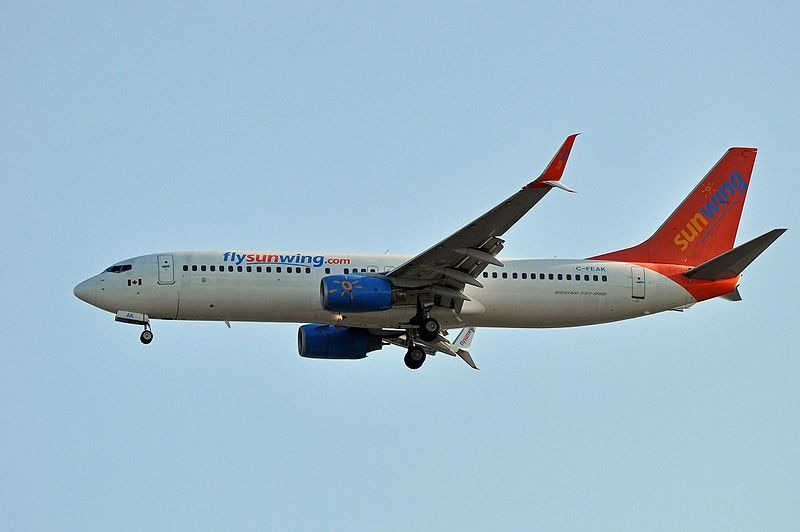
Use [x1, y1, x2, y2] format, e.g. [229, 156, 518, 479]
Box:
[730, 171, 747, 194]
[700, 196, 721, 220]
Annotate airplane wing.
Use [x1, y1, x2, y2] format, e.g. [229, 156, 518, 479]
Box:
[387, 134, 579, 309]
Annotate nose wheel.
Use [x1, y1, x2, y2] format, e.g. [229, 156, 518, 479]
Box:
[140, 327, 153, 344]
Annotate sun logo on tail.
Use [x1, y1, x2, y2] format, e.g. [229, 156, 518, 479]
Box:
[329, 276, 362, 300]
[703, 181, 716, 198]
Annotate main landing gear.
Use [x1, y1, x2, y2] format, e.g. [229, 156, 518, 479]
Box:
[418, 317, 440, 342]
[413, 297, 441, 343]
[404, 346, 426, 370]
[402, 298, 440, 369]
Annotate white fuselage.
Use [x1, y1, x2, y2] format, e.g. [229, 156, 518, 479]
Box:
[76, 252, 697, 330]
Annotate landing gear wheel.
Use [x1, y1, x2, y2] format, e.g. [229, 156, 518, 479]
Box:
[140, 329, 153, 344]
[418, 317, 440, 342]
[404, 346, 426, 370]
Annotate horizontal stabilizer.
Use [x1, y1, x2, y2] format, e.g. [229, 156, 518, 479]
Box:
[720, 287, 743, 302]
[684, 228, 787, 280]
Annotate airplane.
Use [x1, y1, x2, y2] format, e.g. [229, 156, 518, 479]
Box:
[74, 135, 786, 370]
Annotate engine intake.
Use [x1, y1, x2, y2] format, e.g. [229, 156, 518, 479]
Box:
[298, 324, 383, 359]
[320, 274, 392, 313]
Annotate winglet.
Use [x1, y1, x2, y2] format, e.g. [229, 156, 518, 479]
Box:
[453, 326, 479, 370]
[526, 133, 579, 188]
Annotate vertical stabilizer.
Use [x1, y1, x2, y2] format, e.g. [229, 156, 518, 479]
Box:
[591, 147, 757, 266]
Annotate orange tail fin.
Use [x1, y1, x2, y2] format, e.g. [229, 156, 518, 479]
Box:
[590, 147, 757, 266]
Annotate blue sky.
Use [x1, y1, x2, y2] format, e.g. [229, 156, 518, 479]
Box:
[2, 2, 798, 530]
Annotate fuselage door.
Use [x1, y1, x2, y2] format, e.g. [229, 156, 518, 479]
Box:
[158, 254, 175, 285]
[631, 266, 645, 299]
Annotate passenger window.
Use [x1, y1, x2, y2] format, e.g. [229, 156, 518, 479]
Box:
[521, 273, 527, 279]
[266, 267, 272, 273]
[192, 265, 198, 272]
[539, 273, 545, 280]
[245, 266, 251, 272]
[201, 265, 206, 272]
[276, 267, 282, 273]
[210, 265, 216, 272]
[566, 274, 572, 280]
[557, 274, 562, 280]
[575, 275, 580, 281]
[584, 275, 589, 281]
[512, 272, 518, 279]
[344, 268, 349, 274]
[325, 267, 331, 274]
[483, 272, 489, 278]
[548, 273, 554, 280]
[369, 268, 376, 273]
[502, 272, 508, 279]
[256, 266, 262, 273]
[593, 275, 598, 281]
[602, 275, 608, 282]
[183, 265, 188, 272]
[306, 267, 311, 274]
[228, 266, 234, 272]
[492, 272, 498, 278]
[237, 266, 243, 272]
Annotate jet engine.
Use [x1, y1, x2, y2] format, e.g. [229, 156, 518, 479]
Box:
[298, 324, 383, 359]
[320, 274, 392, 313]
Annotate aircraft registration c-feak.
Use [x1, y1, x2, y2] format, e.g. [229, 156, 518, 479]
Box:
[74, 136, 786, 370]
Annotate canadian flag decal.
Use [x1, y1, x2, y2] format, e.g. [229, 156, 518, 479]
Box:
[128, 279, 142, 286]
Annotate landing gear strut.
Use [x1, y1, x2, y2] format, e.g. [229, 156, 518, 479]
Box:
[414, 297, 440, 342]
[404, 346, 426, 370]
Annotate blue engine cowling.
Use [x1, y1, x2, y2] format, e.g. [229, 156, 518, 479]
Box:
[320, 274, 392, 313]
[298, 324, 383, 359]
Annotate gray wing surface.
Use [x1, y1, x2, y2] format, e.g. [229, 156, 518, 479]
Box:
[388, 134, 579, 309]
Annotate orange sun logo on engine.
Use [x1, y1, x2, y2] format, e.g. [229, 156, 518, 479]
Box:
[329, 276, 362, 300]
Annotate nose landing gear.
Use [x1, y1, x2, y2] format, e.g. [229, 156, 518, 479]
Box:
[115, 311, 153, 345]
[140, 326, 153, 344]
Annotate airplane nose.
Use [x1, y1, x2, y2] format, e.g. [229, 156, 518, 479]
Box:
[73, 278, 96, 305]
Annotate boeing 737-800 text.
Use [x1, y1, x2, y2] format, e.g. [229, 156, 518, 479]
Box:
[74, 136, 785, 370]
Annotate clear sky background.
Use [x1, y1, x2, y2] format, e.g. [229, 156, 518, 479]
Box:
[2, 2, 798, 530]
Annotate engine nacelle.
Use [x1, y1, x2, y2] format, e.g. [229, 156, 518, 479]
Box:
[320, 274, 392, 313]
[298, 324, 383, 359]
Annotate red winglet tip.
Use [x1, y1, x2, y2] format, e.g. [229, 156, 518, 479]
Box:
[526, 134, 579, 188]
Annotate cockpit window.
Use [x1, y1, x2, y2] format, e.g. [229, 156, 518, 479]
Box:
[104, 264, 132, 273]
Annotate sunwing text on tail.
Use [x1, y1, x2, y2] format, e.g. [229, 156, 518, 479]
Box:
[74, 136, 786, 370]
